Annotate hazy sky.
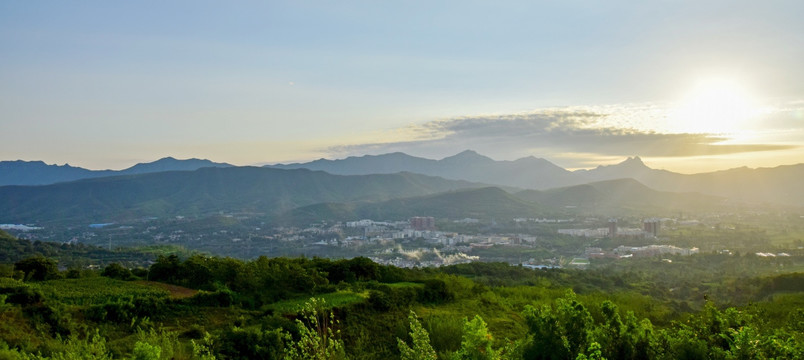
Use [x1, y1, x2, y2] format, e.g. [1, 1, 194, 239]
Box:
[1, 1, 802, 173]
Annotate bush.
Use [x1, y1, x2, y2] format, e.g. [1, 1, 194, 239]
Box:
[181, 325, 205, 340]
[216, 326, 285, 360]
[4, 286, 44, 306]
[22, 303, 72, 338]
[65, 269, 82, 279]
[367, 290, 391, 311]
[131, 342, 161, 360]
[131, 268, 148, 279]
[419, 279, 454, 304]
[85, 296, 168, 323]
[185, 289, 234, 307]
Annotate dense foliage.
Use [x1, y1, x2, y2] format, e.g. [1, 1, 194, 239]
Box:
[0, 230, 159, 269]
[0, 233, 802, 359]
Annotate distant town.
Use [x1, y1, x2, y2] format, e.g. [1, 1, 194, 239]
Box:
[4, 206, 798, 270]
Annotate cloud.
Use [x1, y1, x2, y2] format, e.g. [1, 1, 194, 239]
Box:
[759, 104, 804, 130]
[326, 109, 796, 162]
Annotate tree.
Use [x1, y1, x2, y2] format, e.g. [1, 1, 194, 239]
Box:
[148, 255, 181, 283]
[101, 263, 132, 280]
[575, 342, 605, 360]
[421, 279, 454, 304]
[451, 315, 498, 360]
[398, 311, 437, 360]
[523, 290, 593, 360]
[180, 255, 214, 289]
[283, 298, 345, 360]
[347, 256, 380, 282]
[14, 256, 59, 281]
[450, 315, 519, 360]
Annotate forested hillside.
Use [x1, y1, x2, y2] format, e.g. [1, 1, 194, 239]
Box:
[1, 231, 802, 359]
[283, 187, 547, 225]
[0, 167, 483, 225]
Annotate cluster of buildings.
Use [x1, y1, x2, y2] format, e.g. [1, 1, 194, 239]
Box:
[559, 218, 663, 239]
[582, 244, 699, 259]
[613, 245, 699, 257]
[345, 219, 407, 228]
[558, 228, 609, 237]
[0, 224, 43, 231]
[513, 218, 574, 223]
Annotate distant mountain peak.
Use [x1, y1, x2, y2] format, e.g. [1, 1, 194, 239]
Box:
[126, 156, 222, 168]
[514, 155, 547, 163]
[440, 150, 494, 163]
[624, 156, 644, 164]
[596, 156, 648, 170]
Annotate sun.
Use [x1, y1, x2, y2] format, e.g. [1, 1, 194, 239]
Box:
[670, 78, 761, 134]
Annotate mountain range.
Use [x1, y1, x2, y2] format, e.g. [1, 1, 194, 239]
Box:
[0, 167, 483, 225]
[0, 168, 723, 226]
[515, 178, 727, 213]
[5, 151, 801, 207]
[271, 150, 575, 189]
[0, 157, 232, 186]
[279, 178, 730, 226]
[271, 151, 804, 207]
[0, 151, 801, 226]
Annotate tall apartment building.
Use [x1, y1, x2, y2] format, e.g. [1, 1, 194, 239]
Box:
[643, 218, 660, 237]
[607, 219, 618, 238]
[410, 216, 436, 231]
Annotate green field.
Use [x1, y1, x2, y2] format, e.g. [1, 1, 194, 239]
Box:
[263, 290, 368, 314]
[33, 277, 170, 305]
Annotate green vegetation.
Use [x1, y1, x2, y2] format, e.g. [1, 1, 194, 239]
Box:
[286, 187, 545, 225]
[0, 229, 802, 359]
[35, 277, 170, 306]
[0, 167, 481, 225]
[266, 291, 367, 314]
[0, 229, 156, 269]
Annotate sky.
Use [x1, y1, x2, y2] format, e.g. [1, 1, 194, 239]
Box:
[1, 1, 802, 173]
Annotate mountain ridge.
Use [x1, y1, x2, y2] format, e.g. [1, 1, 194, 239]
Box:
[269, 151, 804, 206]
[4, 151, 803, 207]
[280, 186, 546, 225]
[269, 150, 574, 189]
[0, 166, 487, 225]
[0, 157, 232, 186]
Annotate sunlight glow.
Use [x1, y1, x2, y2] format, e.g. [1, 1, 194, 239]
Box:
[670, 79, 762, 134]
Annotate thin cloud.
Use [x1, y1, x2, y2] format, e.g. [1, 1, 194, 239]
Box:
[327, 110, 796, 160]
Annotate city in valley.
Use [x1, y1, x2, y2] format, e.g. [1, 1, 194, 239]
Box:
[4, 207, 798, 270]
[2, 2, 804, 358]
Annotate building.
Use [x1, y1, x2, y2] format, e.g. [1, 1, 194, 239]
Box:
[346, 219, 374, 228]
[614, 245, 699, 257]
[558, 228, 609, 237]
[607, 219, 618, 238]
[643, 218, 660, 237]
[410, 216, 436, 231]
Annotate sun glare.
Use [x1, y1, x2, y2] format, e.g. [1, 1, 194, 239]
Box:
[670, 79, 761, 134]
